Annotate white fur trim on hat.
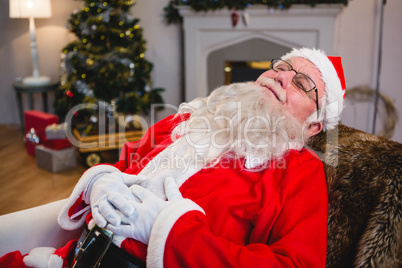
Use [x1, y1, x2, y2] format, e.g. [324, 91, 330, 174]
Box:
[282, 47, 344, 130]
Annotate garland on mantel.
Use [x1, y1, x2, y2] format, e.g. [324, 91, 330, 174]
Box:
[164, 0, 349, 24]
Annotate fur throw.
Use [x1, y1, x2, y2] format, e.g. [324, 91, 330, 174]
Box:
[307, 124, 402, 268]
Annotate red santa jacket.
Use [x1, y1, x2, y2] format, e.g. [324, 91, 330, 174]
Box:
[1, 114, 328, 267]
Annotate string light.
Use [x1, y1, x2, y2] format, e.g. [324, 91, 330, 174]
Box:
[86, 59, 94, 65]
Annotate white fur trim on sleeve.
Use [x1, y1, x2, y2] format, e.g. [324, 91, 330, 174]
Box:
[146, 199, 205, 268]
[57, 165, 121, 230]
[47, 254, 64, 268]
[23, 247, 58, 268]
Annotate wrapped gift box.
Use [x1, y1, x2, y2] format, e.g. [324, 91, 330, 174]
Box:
[25, 142, 36, 156]
[45, 122, 68, 140]
[24, 128, 40, 156]
[35, 145, 77, 173]
[42, 137, 72, 150]
[24, 110, 58, 139]
[24, 110, 59, 156]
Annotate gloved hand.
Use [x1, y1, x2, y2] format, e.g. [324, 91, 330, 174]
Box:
[107, 177, 182, 245]
[84, 171, 145, 228]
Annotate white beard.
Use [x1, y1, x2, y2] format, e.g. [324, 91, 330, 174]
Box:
[138, 82, 308, 200]
[171, 82, 308, 170]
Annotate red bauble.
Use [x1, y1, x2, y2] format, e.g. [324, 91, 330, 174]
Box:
[231, 7, 239, 27]
[67, 91, 74, 98]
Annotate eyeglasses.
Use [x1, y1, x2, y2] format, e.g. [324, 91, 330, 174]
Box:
[270, 58, 319, 118]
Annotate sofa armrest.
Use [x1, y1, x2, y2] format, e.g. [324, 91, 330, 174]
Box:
[0, 199, 83, 256]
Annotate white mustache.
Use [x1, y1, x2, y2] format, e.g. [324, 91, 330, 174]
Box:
[256, 77, 286, 103]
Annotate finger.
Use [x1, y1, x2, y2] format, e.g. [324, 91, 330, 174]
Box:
[107, 224, 132, 238]
[164, 177, 182, 201]
[98, 199, 122, 226]
[122, 173, 146, 186]
[88, 219, 96, 230]
[130, 185, 154, 202]
[92, 206, 107, 227]
[107, 192, 135, 216]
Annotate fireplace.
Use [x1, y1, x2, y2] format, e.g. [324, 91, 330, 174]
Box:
[223, 60, 270, 85]
[178, 4, 343, 101]
[208, 38, 290, 92]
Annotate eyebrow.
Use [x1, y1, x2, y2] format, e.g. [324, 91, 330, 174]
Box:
[291, 60, 315, 80]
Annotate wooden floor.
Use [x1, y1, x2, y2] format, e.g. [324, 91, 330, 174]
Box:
[0, 125, 117, 216]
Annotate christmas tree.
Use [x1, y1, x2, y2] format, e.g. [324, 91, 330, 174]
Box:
[54, 0, 164, 131]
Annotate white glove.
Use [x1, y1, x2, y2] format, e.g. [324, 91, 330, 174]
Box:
[107, 177, 182, 245]
[84, 171, 145, 227]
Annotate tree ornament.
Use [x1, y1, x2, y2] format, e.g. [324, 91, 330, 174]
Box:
[89, 115, 98, 124]
[67, 90, 74, 98]
[231, 7, 239, 27]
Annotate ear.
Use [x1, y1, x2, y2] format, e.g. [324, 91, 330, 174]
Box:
[307, 122, 323, 138]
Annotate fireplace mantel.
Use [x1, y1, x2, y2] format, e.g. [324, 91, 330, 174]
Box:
[178, 4, 344, 101]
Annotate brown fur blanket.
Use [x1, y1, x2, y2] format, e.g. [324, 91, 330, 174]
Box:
[307, 124, 402, 268]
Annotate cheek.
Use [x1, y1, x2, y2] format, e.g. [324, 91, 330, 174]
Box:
[286, 94, 314, 122]
[257, 70, 274, 80]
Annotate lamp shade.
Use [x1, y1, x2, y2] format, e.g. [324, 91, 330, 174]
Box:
[10, 0, 52, 18]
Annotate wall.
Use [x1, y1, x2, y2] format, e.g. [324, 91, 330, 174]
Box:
[335, 0, 402, 142]
[0, 0, 80, 124]
[1, 0, 401, 142]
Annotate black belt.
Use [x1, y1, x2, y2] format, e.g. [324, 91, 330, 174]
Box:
[72, 225, 146, 268]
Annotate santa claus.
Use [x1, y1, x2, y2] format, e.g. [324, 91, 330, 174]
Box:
[0, 47, 346, 268]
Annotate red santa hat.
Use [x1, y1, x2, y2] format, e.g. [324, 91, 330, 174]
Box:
[281, 47, 346, 131]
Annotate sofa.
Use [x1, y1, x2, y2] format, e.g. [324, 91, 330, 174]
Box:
[0, 123, 401, 267]
[307, 124, 402, 267]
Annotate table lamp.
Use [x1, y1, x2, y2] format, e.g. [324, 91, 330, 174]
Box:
[9, 0, 52, 85]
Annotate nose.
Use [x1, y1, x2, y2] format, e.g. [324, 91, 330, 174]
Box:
[274, 71, 293, 89]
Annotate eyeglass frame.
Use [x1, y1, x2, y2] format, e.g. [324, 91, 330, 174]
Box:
[269, 58, 320, 118]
